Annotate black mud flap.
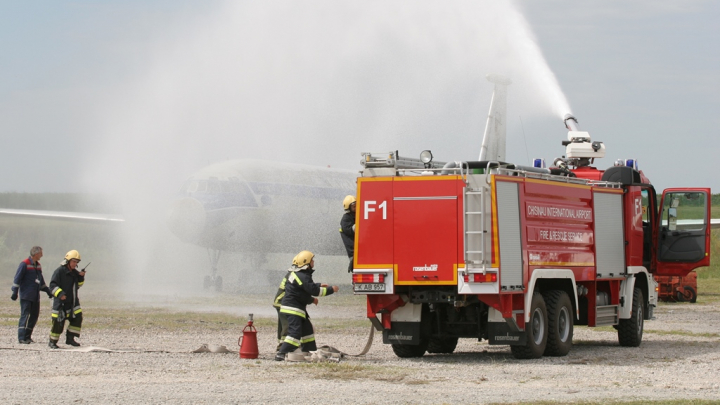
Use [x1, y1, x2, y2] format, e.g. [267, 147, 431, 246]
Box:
[383, 321, 421, 345]
[488, 322, 526, 346]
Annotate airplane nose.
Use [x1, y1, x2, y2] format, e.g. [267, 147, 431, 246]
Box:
[167, 197, 206, 243]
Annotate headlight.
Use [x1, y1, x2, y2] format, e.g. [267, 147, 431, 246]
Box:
[420, 150, 433, 164]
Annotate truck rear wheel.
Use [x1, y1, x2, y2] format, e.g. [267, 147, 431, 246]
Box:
[618, 288, 644, 347]
[427, 337, 459, 354]
[510, 292, 548, 359]
[391, 339, 429, 358]
[543, 290, 573, 357]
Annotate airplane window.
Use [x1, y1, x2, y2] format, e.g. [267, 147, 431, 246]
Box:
[207, 182, 221, 193]
[186, 181, 199, 193]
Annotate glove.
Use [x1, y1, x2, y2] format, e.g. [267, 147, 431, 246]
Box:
[11, 293, 18, 301]
[47, 293, 54, 299]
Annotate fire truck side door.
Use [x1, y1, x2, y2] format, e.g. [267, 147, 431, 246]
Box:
[655, 188, 711, 276]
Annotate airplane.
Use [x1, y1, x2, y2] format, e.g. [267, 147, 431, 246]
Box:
[165, 159, 358, 290]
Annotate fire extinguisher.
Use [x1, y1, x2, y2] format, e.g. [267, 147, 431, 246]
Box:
[238, 313, 258, 359]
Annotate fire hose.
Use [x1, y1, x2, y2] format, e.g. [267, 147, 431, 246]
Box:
[287, 323, 375, 362]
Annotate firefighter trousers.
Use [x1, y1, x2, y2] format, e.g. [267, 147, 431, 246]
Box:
[275, 307, 289, 351]
[50, 310, 82, 342]
[18, 299, 40, 342]
[278, 313, 316, 354]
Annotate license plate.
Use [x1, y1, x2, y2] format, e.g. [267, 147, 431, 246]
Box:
[354, 283, 386, 292]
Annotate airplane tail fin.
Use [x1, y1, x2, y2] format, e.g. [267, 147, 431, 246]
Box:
[479, 74, 512, 162]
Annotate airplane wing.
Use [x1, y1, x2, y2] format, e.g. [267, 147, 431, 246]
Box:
[0, 208, 124, 222]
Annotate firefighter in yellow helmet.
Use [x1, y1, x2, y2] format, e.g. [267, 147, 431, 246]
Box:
[276, 251, 339, 361]
[48, 250, 86, 349]
[272, 254, 296, 350]
[339, 195, 356, 273]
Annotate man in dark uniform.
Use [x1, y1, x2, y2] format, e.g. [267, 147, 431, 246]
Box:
[276, 251, 339, 361]
[48, 250, 86, 349]
[11, 246, 52, 344]
[340, 195, 356, 273]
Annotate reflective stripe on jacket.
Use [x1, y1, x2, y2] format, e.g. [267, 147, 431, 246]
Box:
[49, 265, 84, 311]
[279, 268, 333, 316]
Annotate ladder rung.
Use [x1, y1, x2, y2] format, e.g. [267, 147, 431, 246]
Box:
[466, 191, 483, 195]
[466, 211, 483, 214]
[465, 231, 485, 234]
[466, 250, 483, 254]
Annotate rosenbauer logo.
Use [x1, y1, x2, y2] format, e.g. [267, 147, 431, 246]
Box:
[494, 334, 520, 342]
[412, 264, 438, 272]
[387, 333, 413, 341]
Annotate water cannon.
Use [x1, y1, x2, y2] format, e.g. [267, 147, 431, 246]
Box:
[560, 114, 605, 167]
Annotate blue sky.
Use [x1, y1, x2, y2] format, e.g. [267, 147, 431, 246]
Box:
[1, 1, 718, 194]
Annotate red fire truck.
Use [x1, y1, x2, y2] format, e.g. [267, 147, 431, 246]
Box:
[352, 116, 711, 359]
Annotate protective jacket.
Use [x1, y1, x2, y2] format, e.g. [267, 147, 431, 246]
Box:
[280, 268, 334, 318]
[12, 257, 51, 301]
[272, 270, 292, 309]
[340, 211, 356, 257]
[50, 264, 84, 312]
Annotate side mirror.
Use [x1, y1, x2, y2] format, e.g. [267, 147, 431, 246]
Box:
[668, 207, 677, 231]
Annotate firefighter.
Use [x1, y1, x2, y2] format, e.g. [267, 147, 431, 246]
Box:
[272, 257, 294, 351]
[276, 251, 339, 361]
[11, 246, 52, 344]
[48, 250, 86, 349]
[340, 195, 356, 273]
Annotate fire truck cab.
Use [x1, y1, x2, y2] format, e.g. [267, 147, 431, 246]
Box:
[352, 149, 711, 359]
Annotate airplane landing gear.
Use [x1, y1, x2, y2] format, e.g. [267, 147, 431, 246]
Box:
[204, 249, 223, 292]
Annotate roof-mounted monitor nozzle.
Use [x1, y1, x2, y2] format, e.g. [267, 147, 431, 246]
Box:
[559, 113, 605, 167]
[563, 114, 580, 131]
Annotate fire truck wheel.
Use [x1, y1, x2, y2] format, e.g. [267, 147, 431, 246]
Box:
[391, 340, 429, 358]
[681, 286, 697, 303]
[427, 337, 459, 354]
[618, 288, 644, 347]
[543, 290, 573, 357]
[510, 292, 548, 359]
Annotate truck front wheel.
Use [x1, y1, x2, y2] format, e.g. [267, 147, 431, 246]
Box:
[391, 339, 429, 358]
[511, 292, 548, 359]
[427, 337, 459, 354]
[618, 288, 644, 347]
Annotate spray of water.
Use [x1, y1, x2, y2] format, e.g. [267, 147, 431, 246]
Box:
[79, 0, 573, 297]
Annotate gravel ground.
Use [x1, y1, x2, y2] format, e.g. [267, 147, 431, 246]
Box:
[2, 290, 720, 405]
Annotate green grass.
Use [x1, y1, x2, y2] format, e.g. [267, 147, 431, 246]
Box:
[491, 401, 720, 405]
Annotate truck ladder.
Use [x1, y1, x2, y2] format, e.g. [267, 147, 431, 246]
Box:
[463, 183, 489, 271]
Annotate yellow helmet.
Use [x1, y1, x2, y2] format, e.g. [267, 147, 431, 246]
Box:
[343, 195, 356, 210]
[65, 250, 81, 261]
[292, 251, 314, 268]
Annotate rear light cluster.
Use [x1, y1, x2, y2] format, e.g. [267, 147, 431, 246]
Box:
[353, 273, 385, 283]
[463, 272, 497, 283]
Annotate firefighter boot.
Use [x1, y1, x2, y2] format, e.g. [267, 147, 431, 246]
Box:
[275, 352, 286, 361]
[48, 340, 59, 349]
[66, 334, 80, 347]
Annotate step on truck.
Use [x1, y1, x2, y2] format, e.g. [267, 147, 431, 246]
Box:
[351, 116, 711, 359]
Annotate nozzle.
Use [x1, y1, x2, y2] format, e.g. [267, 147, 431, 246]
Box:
[563, 114, 579, 131]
